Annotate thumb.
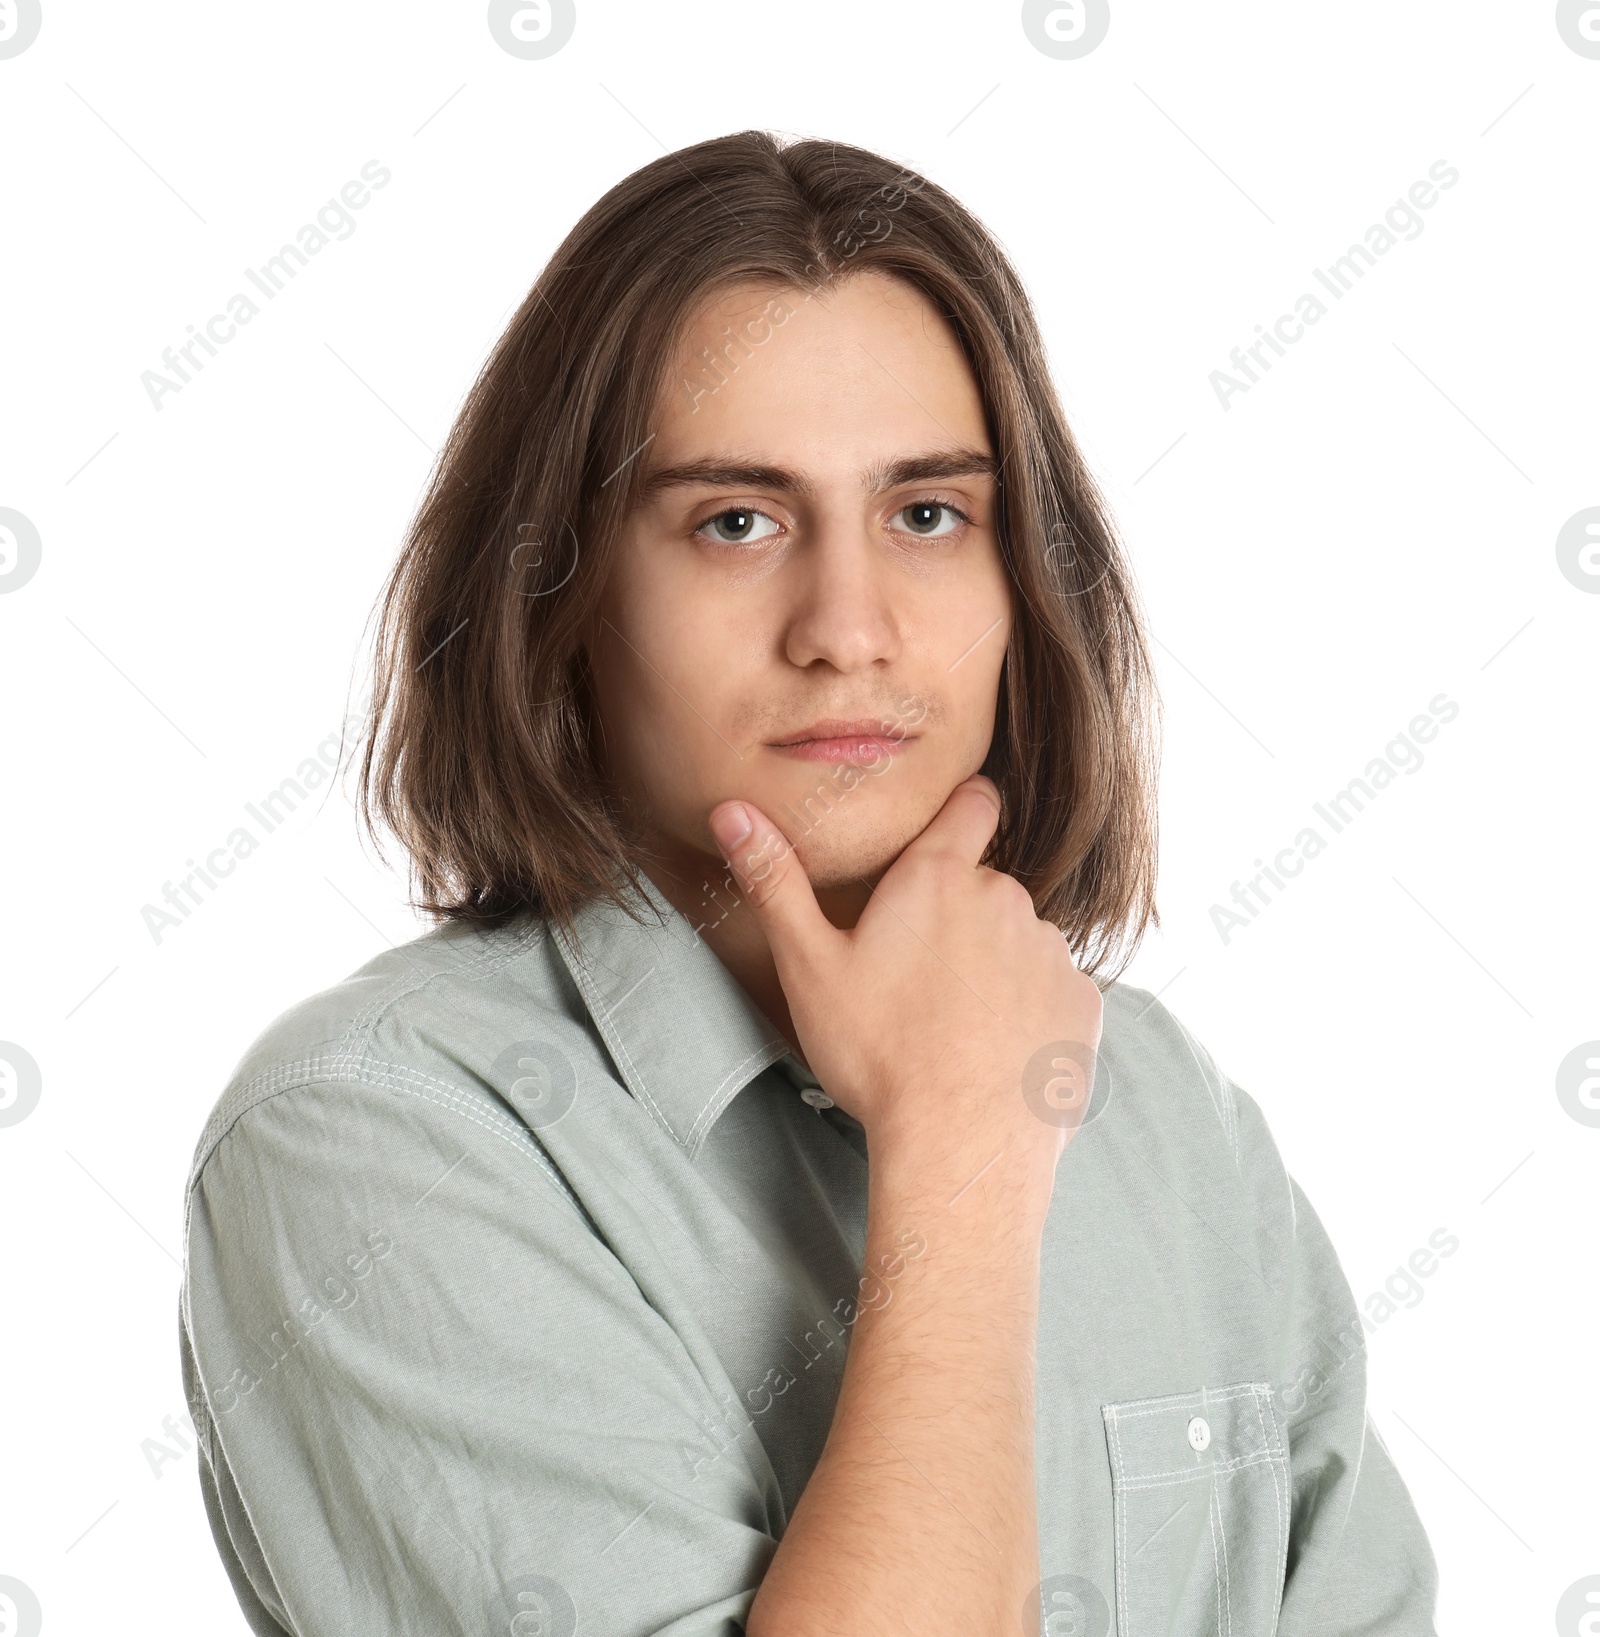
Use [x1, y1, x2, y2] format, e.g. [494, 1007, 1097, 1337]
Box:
[708, 800, 839, 977]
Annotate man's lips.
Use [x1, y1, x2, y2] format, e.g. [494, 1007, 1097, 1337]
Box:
[766, 719, 916, 765]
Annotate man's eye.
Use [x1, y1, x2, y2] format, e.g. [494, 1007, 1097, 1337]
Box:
[895, 501, 966, 537]
[697, 508, 781, 545]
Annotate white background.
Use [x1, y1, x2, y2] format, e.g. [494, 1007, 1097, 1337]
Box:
[1, 2, 1596, 1632]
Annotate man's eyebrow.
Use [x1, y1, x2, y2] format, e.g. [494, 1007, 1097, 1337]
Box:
[633, 447, 1000, 503]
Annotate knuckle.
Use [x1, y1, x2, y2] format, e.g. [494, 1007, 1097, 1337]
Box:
[743, 869, 785, 910]
[1035, 917, 1069, 954]
[981, 867, 1034, 917]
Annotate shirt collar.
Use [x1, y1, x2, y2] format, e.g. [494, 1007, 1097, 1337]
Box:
[550, 870, 801, 1159]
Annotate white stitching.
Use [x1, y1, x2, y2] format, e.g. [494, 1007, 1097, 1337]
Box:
[1113, 1449, 1290, 1490]
[1107, 1381, 1265, 1420]
[1250, 1385, 1288, 1537]
[1253, 1385, 1290, 1629]
[1104, 1379, 1292, 1635]
[1212, 1479, 1233, 1637]
[557, 943, 683, 1144]
[1102, 1403, 1132, 1637]
[192, 913, 551, 1177]
[685, 1040, 795, 1156]
[334, 918, 546, 1060]
[189, 1052, 583, 1216]
[1104, 1381, 1283, 1486]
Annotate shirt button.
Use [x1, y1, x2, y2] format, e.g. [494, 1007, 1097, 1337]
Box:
[1187, 1415, 1211, 1452]
[800, 1088, 835, 1110]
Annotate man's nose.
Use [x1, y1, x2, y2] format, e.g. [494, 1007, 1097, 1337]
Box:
[781, 512, 901, 673]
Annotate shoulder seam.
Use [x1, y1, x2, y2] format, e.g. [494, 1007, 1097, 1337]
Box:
[187, 1050, 583, 1217]
[334, 916, 549, 1064]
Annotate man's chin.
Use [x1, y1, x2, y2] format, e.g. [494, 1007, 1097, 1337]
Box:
[790, 825, 915, 893]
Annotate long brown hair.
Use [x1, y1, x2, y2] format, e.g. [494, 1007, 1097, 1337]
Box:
[355, 129, 1162, 983]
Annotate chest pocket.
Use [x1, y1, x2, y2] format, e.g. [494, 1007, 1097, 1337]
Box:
[1101, 1382, 1289, 1637]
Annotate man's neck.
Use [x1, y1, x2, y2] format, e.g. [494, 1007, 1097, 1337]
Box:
[641, 845, 870, 1067]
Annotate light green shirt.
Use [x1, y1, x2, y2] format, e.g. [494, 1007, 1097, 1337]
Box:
[179, 874, 1438, 1635]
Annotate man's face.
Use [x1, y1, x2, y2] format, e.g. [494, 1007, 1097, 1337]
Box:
[586, 269, 1012, 900]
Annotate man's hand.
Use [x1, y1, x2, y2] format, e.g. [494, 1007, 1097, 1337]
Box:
[709, 772, 1104, 1172]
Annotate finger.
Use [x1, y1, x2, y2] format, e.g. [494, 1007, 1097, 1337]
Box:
[898, 773, 1003, 872]
[708, 799, 841, 977]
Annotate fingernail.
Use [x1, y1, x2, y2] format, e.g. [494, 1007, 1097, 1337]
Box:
[710, 803, 752, 854]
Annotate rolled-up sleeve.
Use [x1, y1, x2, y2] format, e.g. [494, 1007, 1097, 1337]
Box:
[180, 1079, 780, 1637]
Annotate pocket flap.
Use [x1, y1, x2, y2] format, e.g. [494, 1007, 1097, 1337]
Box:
[1103, 1380, 1283, 1489]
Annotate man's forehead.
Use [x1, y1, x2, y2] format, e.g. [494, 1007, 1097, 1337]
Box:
[645, 272, 993, 503]
[663, 274, 979, 407]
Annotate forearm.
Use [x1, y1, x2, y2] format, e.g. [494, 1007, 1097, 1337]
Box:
[747, 1137, 1055, 1635]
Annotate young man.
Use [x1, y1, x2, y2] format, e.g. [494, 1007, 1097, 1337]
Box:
[180, 131, 1439, 1635]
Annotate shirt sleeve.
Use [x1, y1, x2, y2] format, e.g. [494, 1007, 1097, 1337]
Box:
[1228, 1081, 1441, 1635]
[180, 1078, 780, 1637]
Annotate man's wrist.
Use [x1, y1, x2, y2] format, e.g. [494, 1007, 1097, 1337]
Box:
[866, 1125, 1060, 1239]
